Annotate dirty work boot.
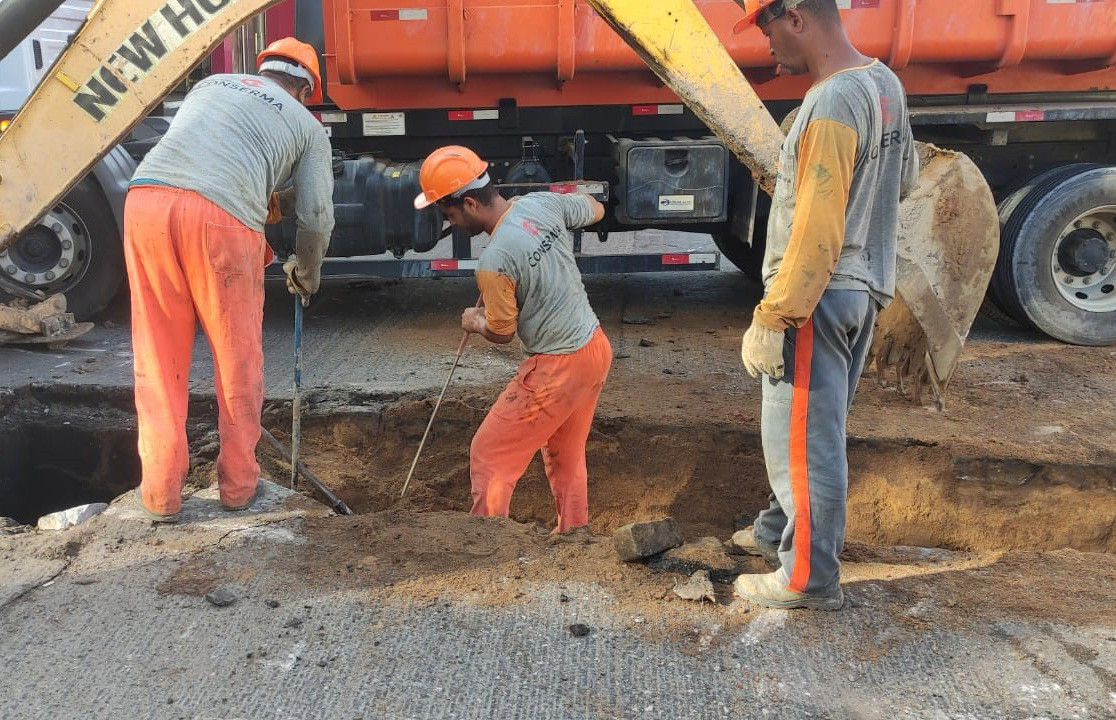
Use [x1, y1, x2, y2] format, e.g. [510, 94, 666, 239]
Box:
[221, 484, 260, 512]
[730, 527, 781, 569]
[547, 525, 594, 545]
[733, 571, 844, 611]
[134, 489, 179, 524]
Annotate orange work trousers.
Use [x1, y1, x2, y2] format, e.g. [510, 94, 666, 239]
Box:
[470, 327, 612, 532]
[124, 186, 272, 515]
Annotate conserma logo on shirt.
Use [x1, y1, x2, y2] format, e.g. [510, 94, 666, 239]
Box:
[191, 77, 288, 112]
[527, 226, 561, 268]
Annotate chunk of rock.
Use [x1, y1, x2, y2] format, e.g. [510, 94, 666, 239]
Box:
[0, 517, 30, 535]
[673, 570, 716, 602]
[612, 518, 683, 562]
[37, 503, 109, 531]
[568, 624, 592, 637]
[650, 536, 741, 583]
[205, 587, 237, 607]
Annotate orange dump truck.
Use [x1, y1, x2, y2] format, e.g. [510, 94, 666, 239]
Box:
[151, 1, 1116, 344]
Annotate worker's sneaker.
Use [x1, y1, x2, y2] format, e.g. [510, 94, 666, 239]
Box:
[733, 571, 844, 611]
[134, 490, 179, 524]
[730, 527, 781, 569]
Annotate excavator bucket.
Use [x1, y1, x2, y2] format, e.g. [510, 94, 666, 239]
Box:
[0, 0, 286, 255]
[585, 0, 1000, 407]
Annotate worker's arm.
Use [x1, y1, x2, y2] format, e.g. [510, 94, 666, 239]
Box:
[752, 118, 858, 331]
[899, 124, 919, 202]
[286, 129, 336, 295]
[556, 193, 605, 229]
[466, 266, 518, 344]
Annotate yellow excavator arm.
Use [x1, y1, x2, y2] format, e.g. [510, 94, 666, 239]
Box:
[0, 0, 284, 256]
[585, 0, 1000, 407]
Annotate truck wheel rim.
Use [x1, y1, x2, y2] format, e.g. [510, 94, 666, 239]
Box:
[0, 203, 89, 294]
[1050, 205, 1116, 313]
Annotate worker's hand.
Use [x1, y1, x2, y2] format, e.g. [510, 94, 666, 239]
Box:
[461, 307, 486, 334]
[741, 323, 786, 379]
[283, 259, 318, 307]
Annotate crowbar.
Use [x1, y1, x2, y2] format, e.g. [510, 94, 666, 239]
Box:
[401, 294, 482, 498]
[291, 296, 303, 490]
[260, 427, 353, 515]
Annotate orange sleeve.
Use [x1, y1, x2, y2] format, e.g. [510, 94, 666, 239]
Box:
[265, 192, 283, 225]
[476, 270, 519, 336]
[753, 118, 857, 332]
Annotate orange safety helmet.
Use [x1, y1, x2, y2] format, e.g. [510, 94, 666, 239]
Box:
[732, 0, 800, 34]
[257, 37, 322, 96]
[413, 146, 490, 210]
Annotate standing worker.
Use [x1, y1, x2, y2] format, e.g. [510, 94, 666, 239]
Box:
[125, 38, 334, 521]
[414, 146, 611, 534]
[729, 0, 918, 609]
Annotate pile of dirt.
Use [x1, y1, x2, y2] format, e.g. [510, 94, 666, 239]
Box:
[288, 510, 1116, 643]
[290, 510, 761, 647]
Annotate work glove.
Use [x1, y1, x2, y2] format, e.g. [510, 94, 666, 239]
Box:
[741, 323, 786, 379]
[283, 259, 317, 307]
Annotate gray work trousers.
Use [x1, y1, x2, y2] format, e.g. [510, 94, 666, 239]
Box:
[752, 289, 877, 595]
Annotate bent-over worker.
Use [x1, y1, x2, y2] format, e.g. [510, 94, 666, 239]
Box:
[730, 0, 918, 609]
[414, 146, 611, 533]
[125, 38, 334, 521]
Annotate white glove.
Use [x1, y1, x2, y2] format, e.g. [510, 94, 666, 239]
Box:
[741, 323, 786, 379]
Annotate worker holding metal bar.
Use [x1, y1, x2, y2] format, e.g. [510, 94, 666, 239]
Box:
[124, 38, 334, 521]
[414, 146, 611, 534]
[730, 0, 918, 609]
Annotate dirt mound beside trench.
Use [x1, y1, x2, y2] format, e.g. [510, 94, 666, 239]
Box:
[290, 510, 1116, 636]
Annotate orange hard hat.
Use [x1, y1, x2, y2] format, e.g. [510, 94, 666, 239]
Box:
[732, 0, 797, 34]
[257, 37, 321, 93]
[414, 146, 490, 210]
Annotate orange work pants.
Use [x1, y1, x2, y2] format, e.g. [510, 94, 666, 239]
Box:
[470, 327, 612, 532]
[124, 186, 271, 515]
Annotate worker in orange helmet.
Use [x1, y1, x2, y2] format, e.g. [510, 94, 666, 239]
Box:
[415, 146, 611, 534]
[728, 0, 919, 609]
[124, 38, 334, 521]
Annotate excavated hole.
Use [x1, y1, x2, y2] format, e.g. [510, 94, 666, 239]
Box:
[1, 389, 1113, 556]
[0, 420, 141, 526]
[261, 396, 1116, 554]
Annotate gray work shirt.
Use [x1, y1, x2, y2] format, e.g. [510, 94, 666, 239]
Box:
[133, 74, 334, 238]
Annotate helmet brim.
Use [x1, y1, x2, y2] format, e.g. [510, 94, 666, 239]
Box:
[732, 16, 757, 34]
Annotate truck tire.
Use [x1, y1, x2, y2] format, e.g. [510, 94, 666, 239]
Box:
[995, 165, 1116, 345]
[988, 164, 1100, 325]
[0, 176, 124, 321]
[712, 231, 764, 280]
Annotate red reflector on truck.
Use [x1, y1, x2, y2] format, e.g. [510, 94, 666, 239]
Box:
[986, 109, 1047, 123]
[448, 109, 499, 121]
[661, 253, 717, 266]
[370, 9, 428, 20]
[431, 259, 478, 272]
[632, 104, 684, 116]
